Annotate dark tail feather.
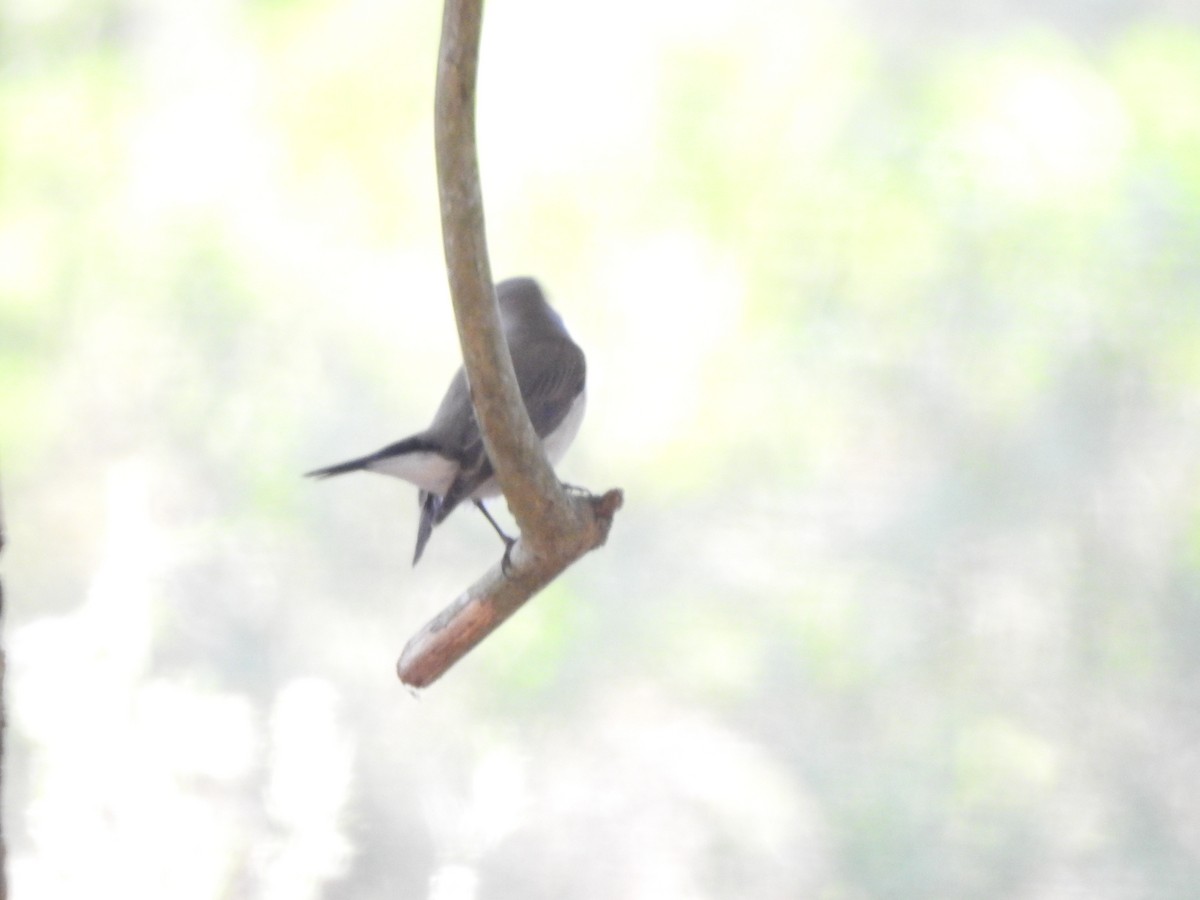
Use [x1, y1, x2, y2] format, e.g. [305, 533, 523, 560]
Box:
[413, 491, 442, 565]
[305, 435, 441, 480]
[305, 456, 373, 479]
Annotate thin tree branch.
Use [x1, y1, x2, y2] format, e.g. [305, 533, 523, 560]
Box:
[397, 0, 622, 688]
[398, 490, 623, 688]
[432, 0, 555, 535]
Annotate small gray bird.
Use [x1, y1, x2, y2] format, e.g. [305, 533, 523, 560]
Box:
[306, 277, 587, 565]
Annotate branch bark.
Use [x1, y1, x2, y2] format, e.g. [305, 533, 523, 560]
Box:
[397, 0, 621, 689]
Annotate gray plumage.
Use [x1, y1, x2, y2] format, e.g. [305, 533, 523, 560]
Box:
[306, 277, 587, 565]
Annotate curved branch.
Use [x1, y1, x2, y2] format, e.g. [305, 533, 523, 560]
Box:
[434, 0, 566, 537]
[398, 0, 622, 688]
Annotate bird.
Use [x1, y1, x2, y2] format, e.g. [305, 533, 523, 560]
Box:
[306, 276, 587, 566]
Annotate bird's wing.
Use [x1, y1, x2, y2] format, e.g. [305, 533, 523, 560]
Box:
[433, 337, 585, 525]
[424, 366, 489, 524]
[513, 336, 587, 439]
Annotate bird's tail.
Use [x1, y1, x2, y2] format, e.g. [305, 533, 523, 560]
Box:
[413, 491, 442, 565]
[305, 435, 440, 480]
[304, 456, 374, 479]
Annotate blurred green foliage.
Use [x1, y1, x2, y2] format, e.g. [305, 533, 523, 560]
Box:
[4, 0, 1200, 898]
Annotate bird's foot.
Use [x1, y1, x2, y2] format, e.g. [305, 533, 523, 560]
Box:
[500, 535, 517, 577]
[474, 499, 519, 576]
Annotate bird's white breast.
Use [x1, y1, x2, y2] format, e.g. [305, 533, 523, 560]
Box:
[543, 389, 587, 467]
[470, 388, 587, 499]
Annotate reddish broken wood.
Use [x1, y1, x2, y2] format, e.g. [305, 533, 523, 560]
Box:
[397, 489, 623, 688]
